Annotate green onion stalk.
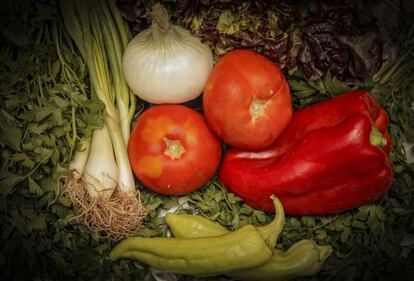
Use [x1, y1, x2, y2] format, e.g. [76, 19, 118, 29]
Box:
[60, 0, 146, 240]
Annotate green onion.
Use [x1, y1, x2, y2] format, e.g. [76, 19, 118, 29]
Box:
[60, 0, 146, 240]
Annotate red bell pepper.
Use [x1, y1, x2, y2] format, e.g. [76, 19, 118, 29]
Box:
[219, 90, 393, 215]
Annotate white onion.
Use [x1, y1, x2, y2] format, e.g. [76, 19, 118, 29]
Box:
[83, 125, 118, 199]
[122, 4, 213, 104]
[69, 138, 91, 180]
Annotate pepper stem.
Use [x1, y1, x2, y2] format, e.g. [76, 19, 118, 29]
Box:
[257, 195, 285, 248]
[370, 126, 387, 148]
[151, 3, 171, 31]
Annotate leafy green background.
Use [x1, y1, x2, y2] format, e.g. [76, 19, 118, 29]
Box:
[0, 0, 413, 281]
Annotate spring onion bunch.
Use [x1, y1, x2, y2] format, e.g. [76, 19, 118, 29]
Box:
[60, 0, 146, 239]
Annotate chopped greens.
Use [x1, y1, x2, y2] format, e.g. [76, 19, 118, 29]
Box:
[0, 0, 413, 281]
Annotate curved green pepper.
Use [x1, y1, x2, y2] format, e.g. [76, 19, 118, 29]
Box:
[229, 240, 332, 281]
[165, 207, 332, 281]
[165, 213, 229, 238]
[109, 196, 283, 277]
[166, 194, 285, 248]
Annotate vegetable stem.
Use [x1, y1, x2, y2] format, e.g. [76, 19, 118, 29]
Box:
[117, 100, 131, 144]
[151, 3, 172, 31]
[257, 196, 285, 248]
[96, 0, 133, 143]
[106, 0, 131, 50]
[375, 51, 409, 85]
[105, 115, 135, 193]
[370, 127, 387, 148]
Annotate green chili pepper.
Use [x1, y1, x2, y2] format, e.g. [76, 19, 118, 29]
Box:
[165, 213, 229, 238]
[166, 194, 284, 248]
[228, 240, 332, 281]
[165, 203, 332, 281]
[109, 196, 283, 277]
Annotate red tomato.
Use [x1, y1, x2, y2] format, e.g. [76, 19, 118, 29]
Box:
[203, 49, 293, 150]
[128, 105, 221, 195]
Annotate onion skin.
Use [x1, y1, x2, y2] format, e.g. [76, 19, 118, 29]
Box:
[122, 4, 213, 104]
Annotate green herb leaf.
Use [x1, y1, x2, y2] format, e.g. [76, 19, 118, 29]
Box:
[0, 109, 22, 151]
[0, 170, 24, 195]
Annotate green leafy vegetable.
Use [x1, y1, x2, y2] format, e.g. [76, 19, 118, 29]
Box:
[118, 0, 384, 81]
[1, 0, 413, 281]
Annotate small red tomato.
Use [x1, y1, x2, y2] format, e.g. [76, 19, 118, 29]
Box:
[128, 105, 221, 195]
[203, 49, 293, 150]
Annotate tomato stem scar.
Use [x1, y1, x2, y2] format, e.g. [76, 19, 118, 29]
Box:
[163, 137, 186, 159]
[250, 97, 267, 121]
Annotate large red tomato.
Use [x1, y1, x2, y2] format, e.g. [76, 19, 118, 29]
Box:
[128, 105, 221, 195]
[203, 49, 293, 150]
